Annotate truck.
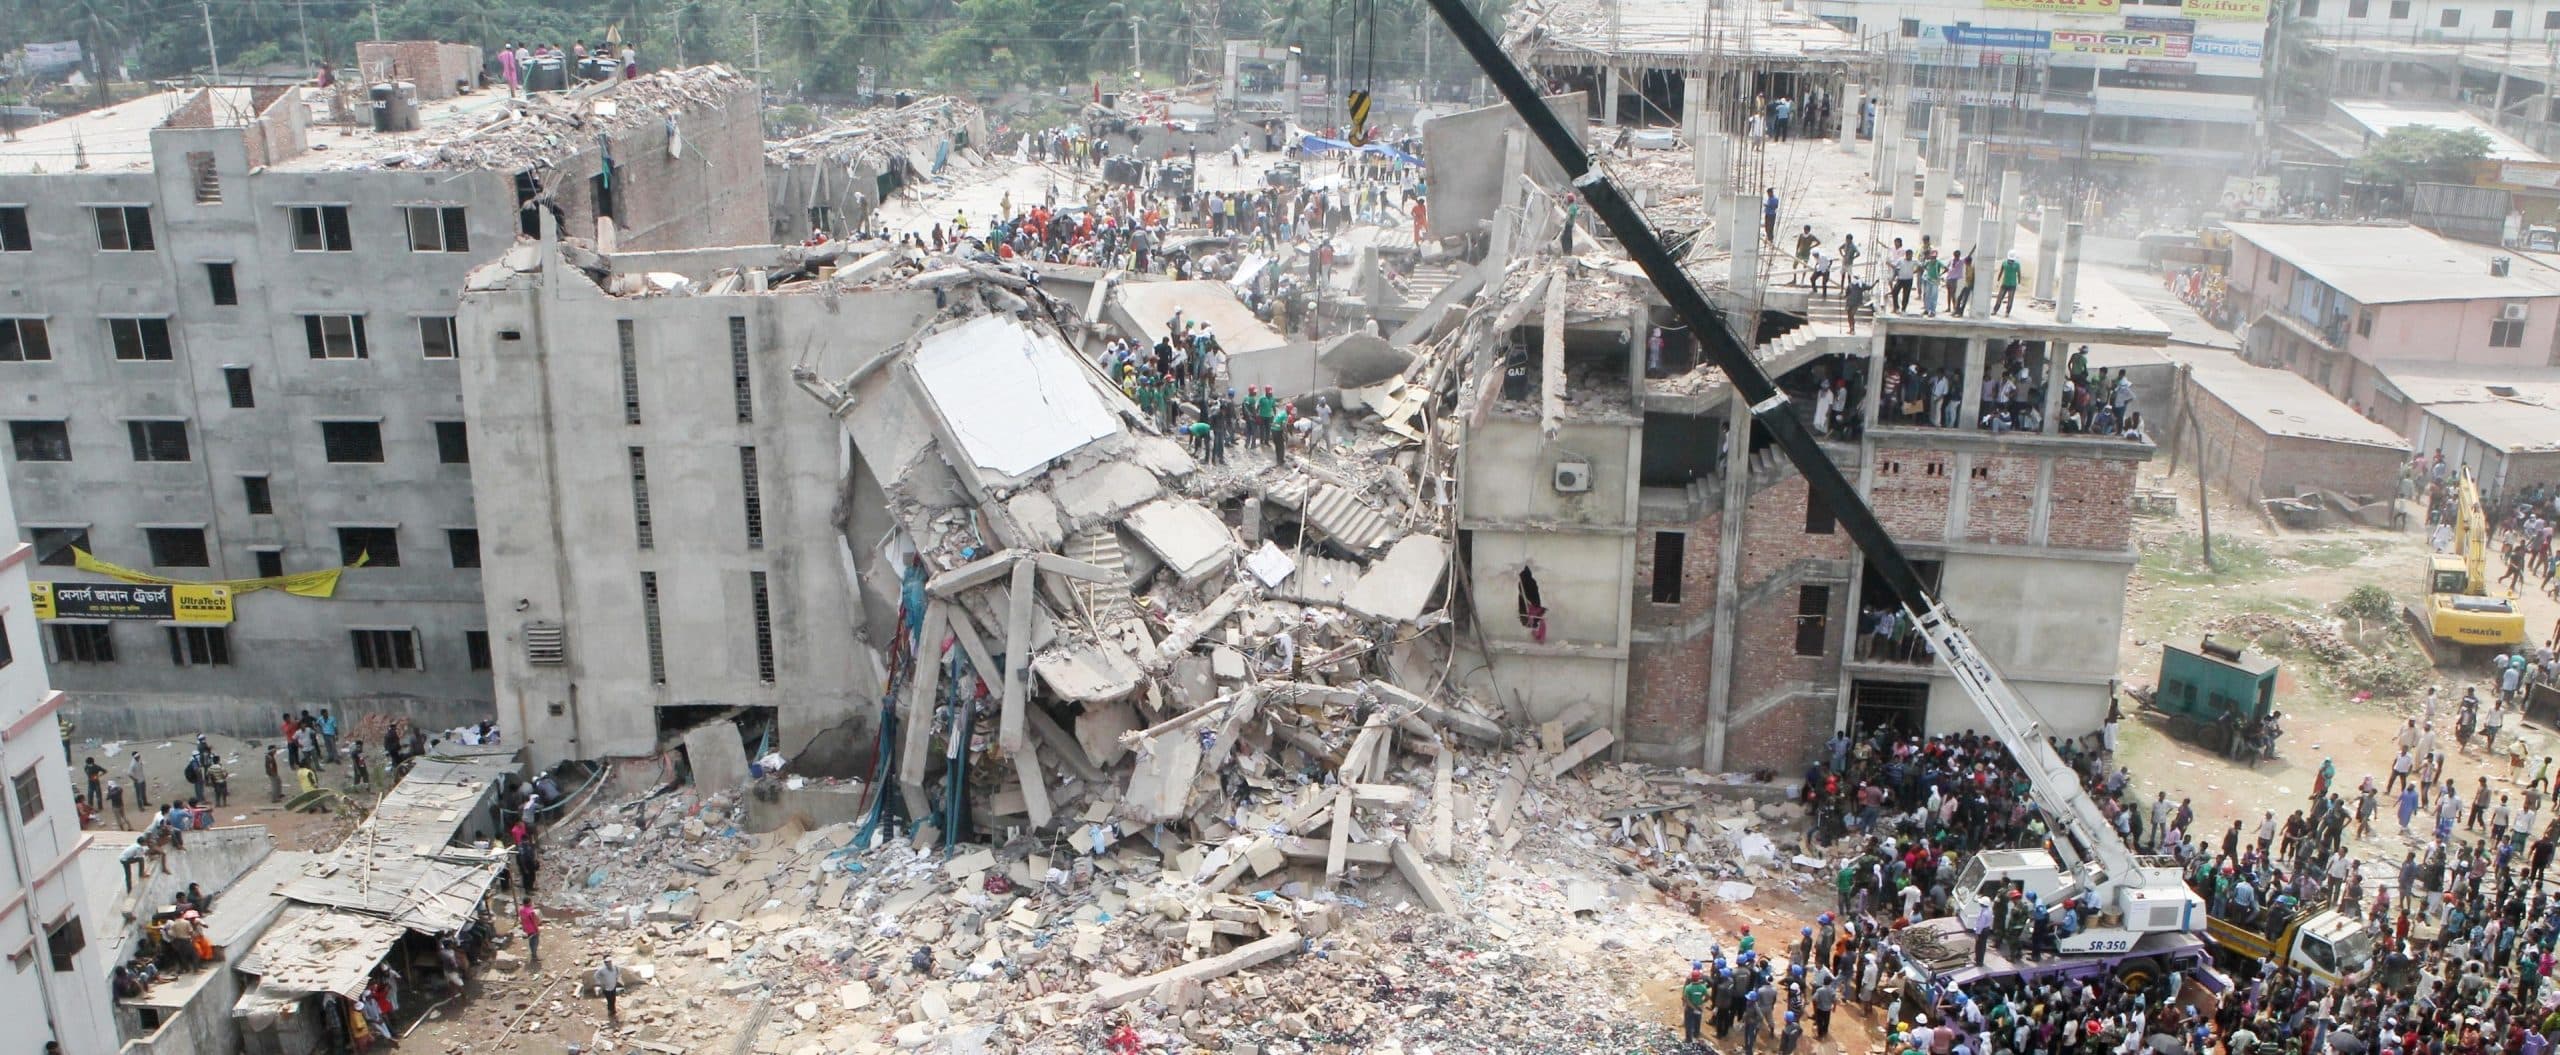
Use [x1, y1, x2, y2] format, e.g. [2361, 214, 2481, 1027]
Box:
[1407, 0, 2375, 999]
[2412, 468, 2527, 663]
[2202, 897, 2374, 987]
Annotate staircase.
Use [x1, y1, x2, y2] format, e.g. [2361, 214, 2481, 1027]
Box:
[1061, 527, 1125, 611]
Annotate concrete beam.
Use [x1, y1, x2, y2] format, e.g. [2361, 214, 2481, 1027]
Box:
[1324, 791, 1356, 887]
[1540, 274, 1566, 438]
[1545, 728, 1616, 778]
[999, 558, 1037, 755]
[927, 550, 1023, 597]
[900, 601, 949, 818]
[1031, 551, 1122, 585]
[1093, 933, 1304, 1009]
[1429, 750, 1456, 860]
[1390, 836, 1460, 915]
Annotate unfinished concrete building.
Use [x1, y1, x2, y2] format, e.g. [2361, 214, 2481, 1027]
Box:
[0, 61, 765, 738]
[1427, 21, 2173, 771]
[765, 96, 989, 240]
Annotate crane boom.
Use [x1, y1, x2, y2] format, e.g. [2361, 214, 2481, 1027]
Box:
[1417, 0, 2157, 901]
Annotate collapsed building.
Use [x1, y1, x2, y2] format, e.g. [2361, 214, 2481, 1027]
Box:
[765, 96, 991, 241]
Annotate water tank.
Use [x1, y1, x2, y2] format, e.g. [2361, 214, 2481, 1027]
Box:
[368, 82, 419, 133]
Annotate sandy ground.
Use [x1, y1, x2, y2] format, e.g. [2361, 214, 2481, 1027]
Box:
[2113, 458, 2560, 885]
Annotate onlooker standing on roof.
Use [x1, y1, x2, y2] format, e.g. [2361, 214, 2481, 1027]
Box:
[127, 751, 149, 807]
[318, 709, 338, 764]
[498, 41, 521, 97]
[265, 745, 283, 802]
[1994, 253, 2022, 315]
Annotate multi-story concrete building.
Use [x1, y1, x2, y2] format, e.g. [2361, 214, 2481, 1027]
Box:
[2223, 221, 2560, 418]
[1442, 50, 2169, 767]
[0, 59, 766, 740]
[0, 476, 117, 1053]
[455, 235, 934, 769]
[1822, 0, 2270, 175]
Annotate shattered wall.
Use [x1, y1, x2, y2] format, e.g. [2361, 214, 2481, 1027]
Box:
[459, 240, 939, 768]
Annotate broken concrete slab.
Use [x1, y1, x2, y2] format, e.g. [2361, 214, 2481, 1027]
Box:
[682, 721, 753, 793]
[1122, 498, 1239, 586]
[1343, 534, 1450, 623]
[1316, 330, 1417, 389]
[1051, 458, 1165, 525]
[1545, 728, 1615, 778]
[1033, 639, 1146, 703]
[1073, 700, 1141, 768]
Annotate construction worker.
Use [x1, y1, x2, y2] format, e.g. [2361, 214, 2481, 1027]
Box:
[1681, 968, 1709, 1044]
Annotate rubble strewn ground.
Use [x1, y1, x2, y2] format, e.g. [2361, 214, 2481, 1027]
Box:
[402, 741, 1851, 1055]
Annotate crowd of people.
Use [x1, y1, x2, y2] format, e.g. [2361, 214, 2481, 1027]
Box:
[1675, 656, 2560, 1055]
[1868, 343, 2144, 440]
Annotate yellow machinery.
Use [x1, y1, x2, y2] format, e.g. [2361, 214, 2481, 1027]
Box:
[2416, 469, 2528, 662]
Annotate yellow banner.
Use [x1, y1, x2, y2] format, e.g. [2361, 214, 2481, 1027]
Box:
[70, 547, 358, 598]
[1985, 0, 2119, 12]
[2182, 0, 2269, 19]
[32, 581, 234, 624]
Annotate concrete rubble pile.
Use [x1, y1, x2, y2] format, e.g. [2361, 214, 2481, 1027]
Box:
[488, 253, 1823, 1051]
[536, 703, 1811, 1053]
[315, 64, 753, 172]
[766, 96, 988, 174]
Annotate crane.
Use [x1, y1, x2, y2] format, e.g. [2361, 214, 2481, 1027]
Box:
[1409, 0, 2208, 955]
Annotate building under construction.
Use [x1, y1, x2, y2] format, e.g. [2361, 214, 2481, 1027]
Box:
[1408, 0, 2176, 771]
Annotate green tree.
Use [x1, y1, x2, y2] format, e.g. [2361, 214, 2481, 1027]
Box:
[2350, 126, 2495, 188]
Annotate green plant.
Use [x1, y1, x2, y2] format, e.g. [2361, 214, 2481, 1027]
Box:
[2335, 584, 2396, 622]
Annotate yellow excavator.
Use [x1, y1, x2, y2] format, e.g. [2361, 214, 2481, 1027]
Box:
[2412, 468, 2528, 664]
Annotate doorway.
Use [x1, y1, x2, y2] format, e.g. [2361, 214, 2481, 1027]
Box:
[1850, 679, 1929, 739]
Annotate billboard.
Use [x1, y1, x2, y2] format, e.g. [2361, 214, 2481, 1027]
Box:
[1940, 25, 2055, 48]
[1987, 0, 2121, 11]
[2182, 0, 2272, 20]
[31, 581, 234, 624]
[2188, 36, 2264, 59]
[2051, 29, 2190, 56]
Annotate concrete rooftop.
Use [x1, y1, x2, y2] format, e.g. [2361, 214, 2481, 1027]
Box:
[2173, 349, 2409, 448]
[2223, 221, 2560, 305]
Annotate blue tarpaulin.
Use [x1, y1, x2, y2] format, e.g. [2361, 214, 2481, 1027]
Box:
[1298, 135, 1420, 166]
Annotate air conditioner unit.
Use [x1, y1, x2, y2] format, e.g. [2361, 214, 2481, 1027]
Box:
[1553, 459, 1592, 493]
[2504, 302, 2531, 320]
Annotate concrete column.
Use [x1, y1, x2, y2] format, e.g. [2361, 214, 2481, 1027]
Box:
[1964, 142, 1989, 202]
[1971, 211, 2002, 319]
[1892, 146, 1916, 220]
[1996, 169, 2022, 261]
[2040, 346, 2068, 433]
[1957, 339, 1987, 431]
[1959, 200, 1985, 257]
[1840, 82, 1860, 154]
[1731, 192, 1762, 294]
[1698, 132, 1729, 218]
[2055, 221, 2086, 325]
[2035, 205, 2065, 301]
[1604, 66, 1621, 126]
[1874, 134, 1894, 194]
[1683, 75, 1703, 142]
[1702, 396, 1752, 772]
[1484, 130, 1527, 272]
[1922, 160, 1949, 247]
[1859, 330, 1888, 426]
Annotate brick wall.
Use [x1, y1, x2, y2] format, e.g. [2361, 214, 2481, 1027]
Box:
[1725, 691, 1835, 777]
[2048, 456, 2137, 550]
[1963, 452, 2037, 546]
[2181, 374, 2272, 499]
[598, 79, 770, 251]
[2263, 435, 2404, 502]
[1868, 445, 1953, 540]
[1727, 475, 1852, 772]
[355, 42, 484, 99]
[1628, 507, 1720, 754]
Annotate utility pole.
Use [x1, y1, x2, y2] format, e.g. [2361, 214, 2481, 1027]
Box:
[201, 0, 221, 82]
[297, 0, 311, 69]
[370, 0, 383, 43]
[749, 11, 762, 79]
[1133, 19, 1143, 78]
